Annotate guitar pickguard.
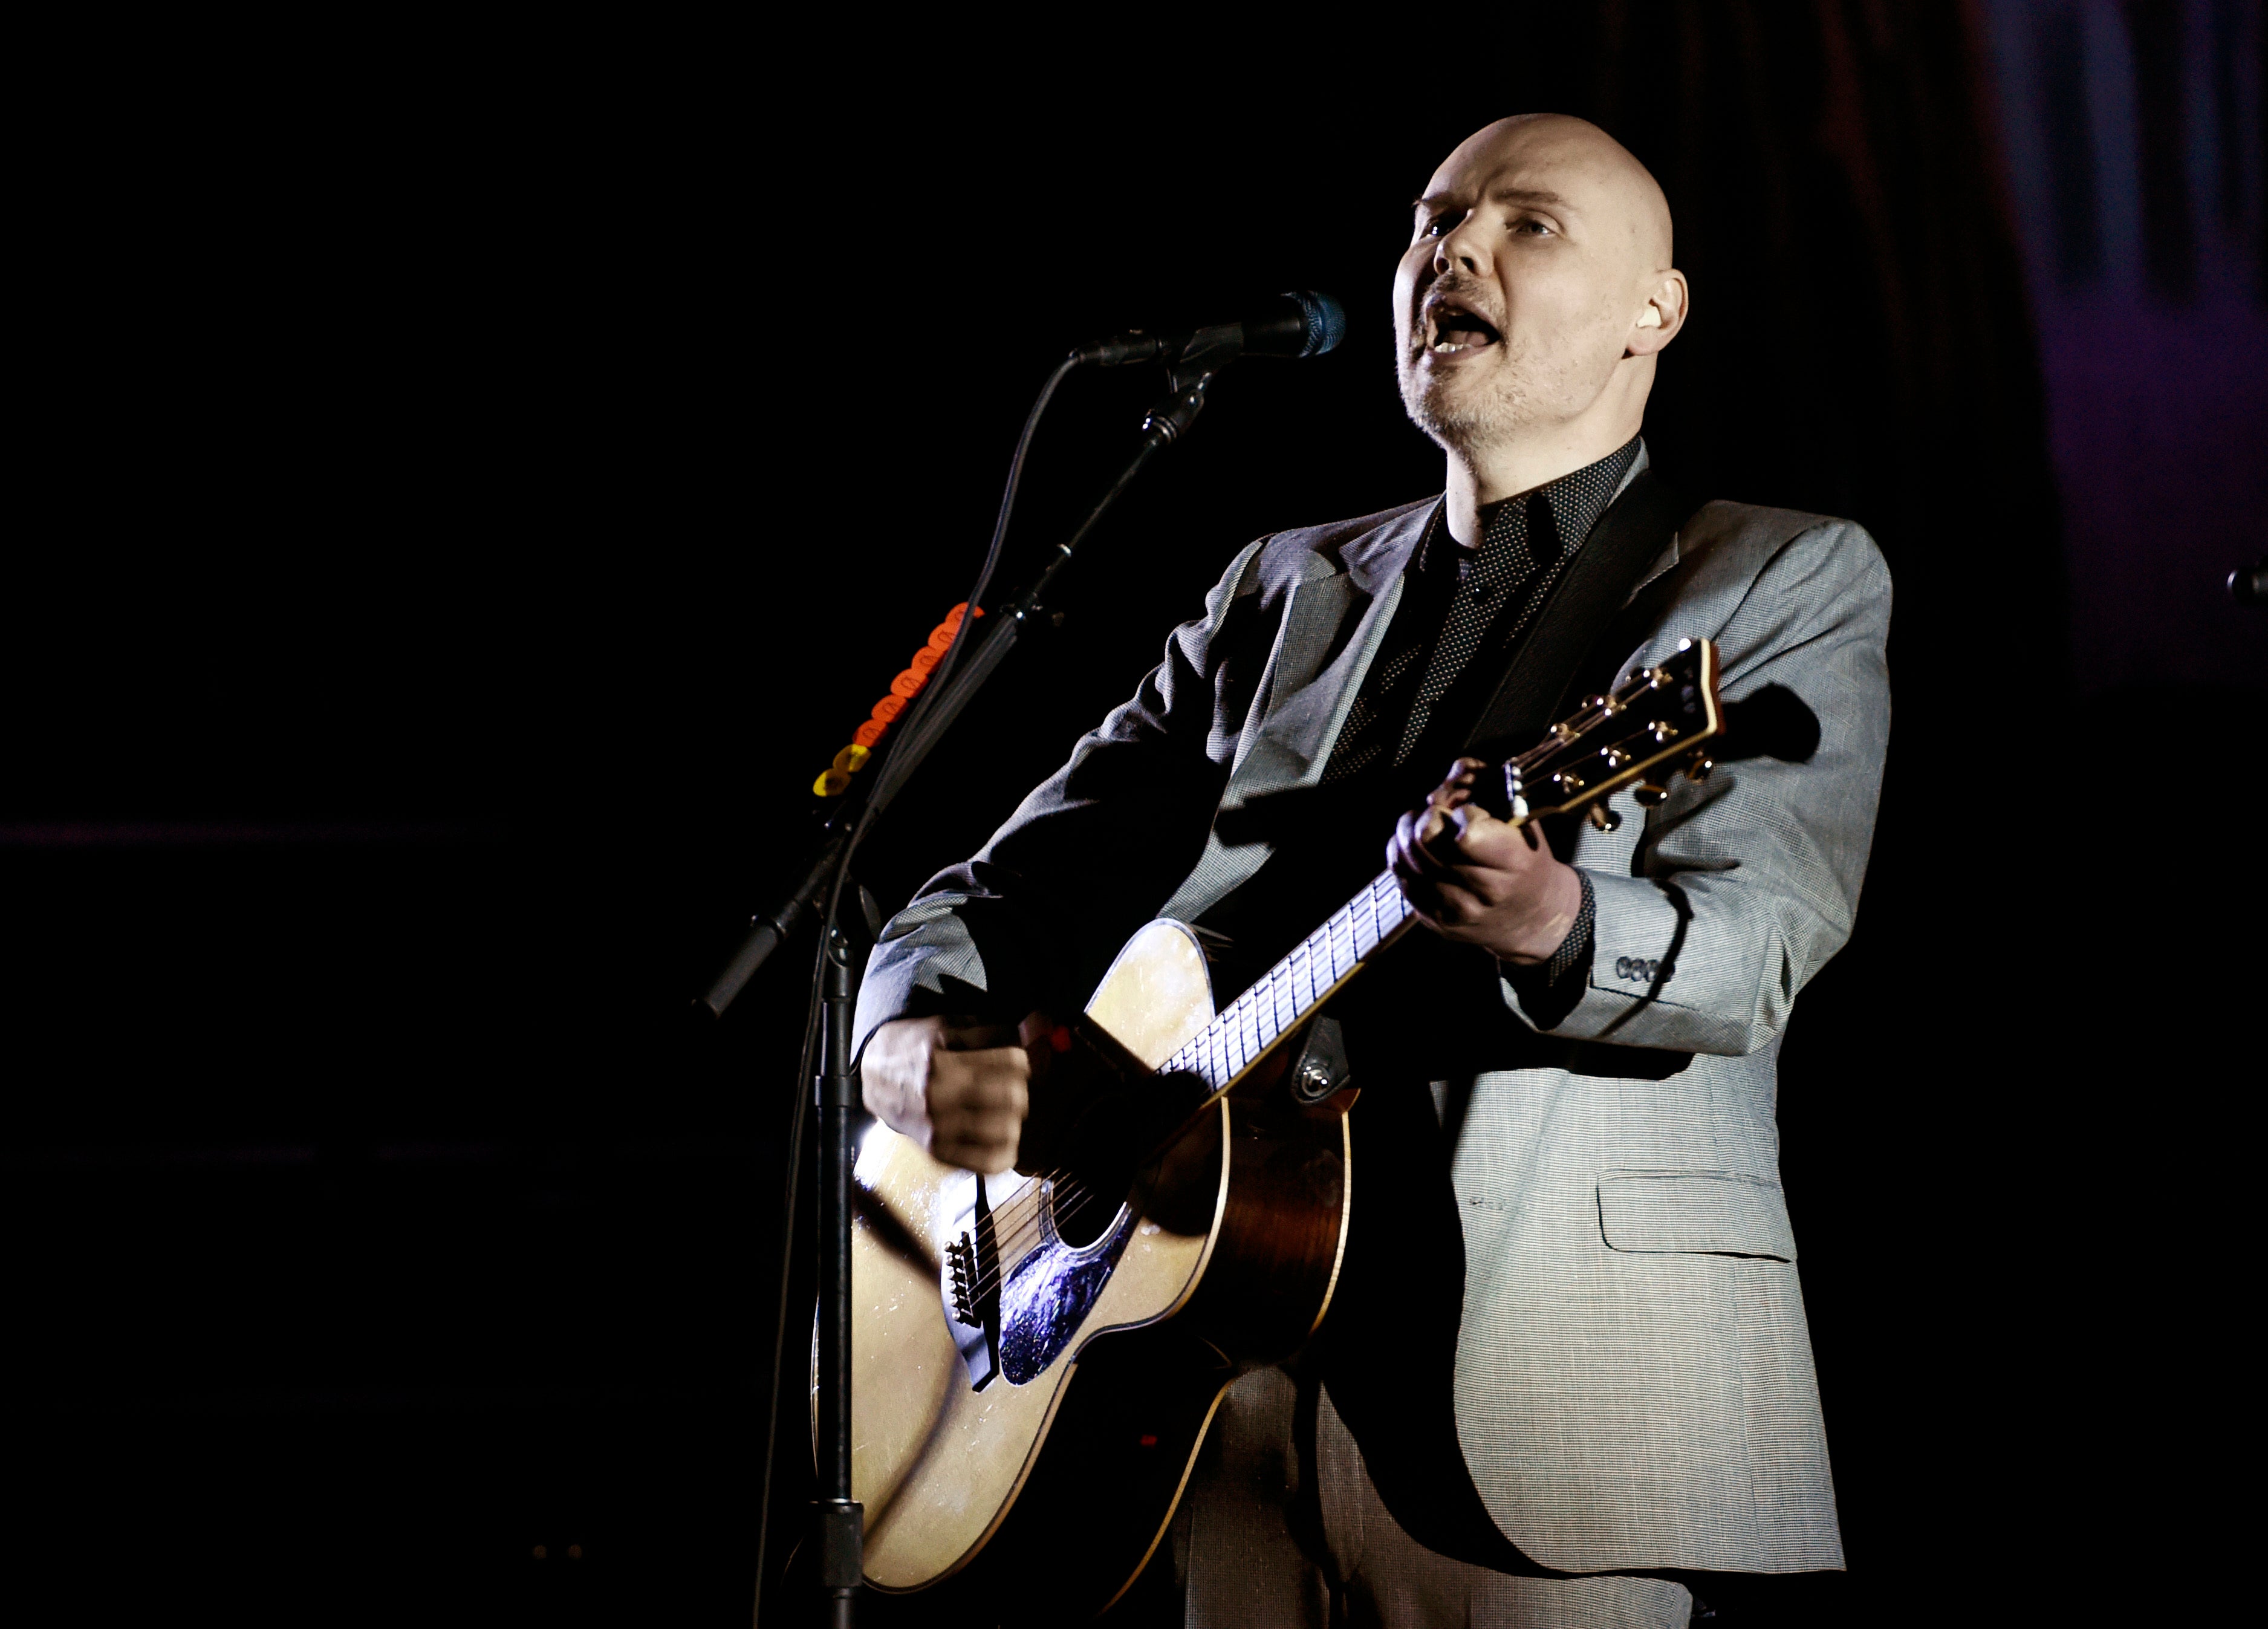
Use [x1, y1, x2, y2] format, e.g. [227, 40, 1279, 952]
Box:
[998, 1201, 1137, 1385]
[941, 1171, 1139, 1389]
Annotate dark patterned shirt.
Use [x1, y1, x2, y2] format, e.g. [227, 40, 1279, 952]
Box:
[1322, 437, 1642, 783]
[1324, 437, 1640, 997]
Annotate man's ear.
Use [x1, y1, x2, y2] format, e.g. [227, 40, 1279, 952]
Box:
[1625, 271, 1689, 357]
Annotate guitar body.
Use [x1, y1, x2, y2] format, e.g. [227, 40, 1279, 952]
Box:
[840, 919, 1354, 1618]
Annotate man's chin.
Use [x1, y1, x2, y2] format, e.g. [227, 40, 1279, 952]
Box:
[1400, 376, 1506, 455]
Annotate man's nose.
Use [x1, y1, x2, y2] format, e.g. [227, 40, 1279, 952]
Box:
[1433, 209, 1490, 278]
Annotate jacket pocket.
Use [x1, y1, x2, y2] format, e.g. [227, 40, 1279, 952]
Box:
[1596, 1169, 1797, 1261]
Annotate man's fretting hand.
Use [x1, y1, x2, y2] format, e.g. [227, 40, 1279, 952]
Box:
[1389, 758, 1585, 966]
[861, 1012, 1056, 1174]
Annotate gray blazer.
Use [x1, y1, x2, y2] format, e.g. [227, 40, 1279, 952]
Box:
[854, 447, 1891, 1576]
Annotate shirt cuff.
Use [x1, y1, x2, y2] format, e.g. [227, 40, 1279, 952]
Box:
[1500, 870, 1594, 1030]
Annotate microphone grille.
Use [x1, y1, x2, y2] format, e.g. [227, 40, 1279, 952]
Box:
[1285, 290, 1347, 357]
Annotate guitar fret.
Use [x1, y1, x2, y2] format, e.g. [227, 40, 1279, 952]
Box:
[1175, 881, 1407, 1090]
[1175, 885, 1397, 1092]
[1176, 877, 1416, 1094]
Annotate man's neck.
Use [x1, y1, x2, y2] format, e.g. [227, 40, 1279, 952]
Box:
[1440, 349, 1652, 546]
[1443, 424, 1641, 545]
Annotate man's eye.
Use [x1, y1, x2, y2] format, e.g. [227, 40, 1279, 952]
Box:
[1514, 219, 1555, 237]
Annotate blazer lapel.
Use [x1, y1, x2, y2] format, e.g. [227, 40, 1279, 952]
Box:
[1161, 499, 1437, 925]
[1226, 498, 1435, 800]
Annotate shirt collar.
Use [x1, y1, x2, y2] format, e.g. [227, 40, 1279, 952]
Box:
[1417, 434, 1645, 579]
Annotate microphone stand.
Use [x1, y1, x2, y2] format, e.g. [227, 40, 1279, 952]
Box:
[720, 351, 1226, 1627]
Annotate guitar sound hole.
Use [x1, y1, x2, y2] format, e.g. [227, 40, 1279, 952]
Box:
[1047, 1171, 1126, 1249]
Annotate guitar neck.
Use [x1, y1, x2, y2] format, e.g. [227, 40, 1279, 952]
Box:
[1157, 869, 1416, 1101]
[1146, 636, 1723, 1116]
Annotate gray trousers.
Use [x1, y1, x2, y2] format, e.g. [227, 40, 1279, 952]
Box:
[1167, 1368, 1692, 1629]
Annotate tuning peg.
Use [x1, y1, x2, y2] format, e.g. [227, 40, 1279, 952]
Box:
[1685, 756, 1715, 782]
[1586, 802, 1622, 833]
[1632, 782, 1669, 807]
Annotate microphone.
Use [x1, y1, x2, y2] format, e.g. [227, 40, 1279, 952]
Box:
[2231, 557, 2267, 608]
[1076, 290, 1347, 368]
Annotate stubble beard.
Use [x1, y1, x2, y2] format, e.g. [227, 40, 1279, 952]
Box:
[1397, 328, 1539, 460]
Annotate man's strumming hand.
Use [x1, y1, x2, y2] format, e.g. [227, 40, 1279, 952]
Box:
[1389, 757, 1585, 966]
[861, 1012, 1058, 1175]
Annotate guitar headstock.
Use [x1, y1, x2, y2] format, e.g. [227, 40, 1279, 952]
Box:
[1483, 637, 1723, 830]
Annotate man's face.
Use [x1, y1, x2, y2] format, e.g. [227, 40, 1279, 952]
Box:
[1394, 119, 1659, 457]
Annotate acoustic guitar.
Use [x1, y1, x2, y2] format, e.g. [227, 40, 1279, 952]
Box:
[834, 637, 1724, 1618]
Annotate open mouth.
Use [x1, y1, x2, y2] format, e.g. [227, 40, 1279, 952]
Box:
[1425, 296, 1501, 354]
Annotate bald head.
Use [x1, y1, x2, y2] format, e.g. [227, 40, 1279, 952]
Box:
[1445, 114, 1673, 271]
[1394, 113, 1688, 530]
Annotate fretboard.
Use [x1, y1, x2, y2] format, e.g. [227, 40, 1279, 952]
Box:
[1158, 870, 1416, 1096]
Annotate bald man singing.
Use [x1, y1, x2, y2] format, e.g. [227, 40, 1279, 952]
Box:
[857, 115, 1889, 1628]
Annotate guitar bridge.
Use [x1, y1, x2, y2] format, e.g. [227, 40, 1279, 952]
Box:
[946, 1232, 982, 1327]
[940, 1171, 1004, 1390]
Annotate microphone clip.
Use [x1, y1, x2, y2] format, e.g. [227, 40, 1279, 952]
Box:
[1074, 322, 1243, 372]
[1074, 331, 1174, 368]
[1139, 369, 1217, 446]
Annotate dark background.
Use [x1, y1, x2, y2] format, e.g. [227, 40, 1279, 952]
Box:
[12, 6, 2261, 1625]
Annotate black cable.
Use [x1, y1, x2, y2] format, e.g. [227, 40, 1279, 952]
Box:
[915, 353, 1079, 713]
[855, 351, 1080, 831]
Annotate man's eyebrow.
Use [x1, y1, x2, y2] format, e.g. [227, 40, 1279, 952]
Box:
[1491, 186, 1575, 209]
[1410, 186, 1579, 211]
